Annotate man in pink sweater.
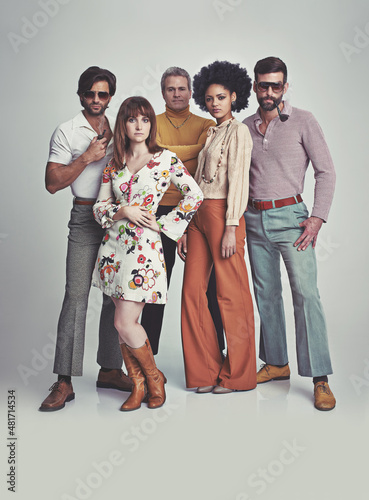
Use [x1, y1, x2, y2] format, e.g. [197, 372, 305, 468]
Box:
[243, 56, 336, 411]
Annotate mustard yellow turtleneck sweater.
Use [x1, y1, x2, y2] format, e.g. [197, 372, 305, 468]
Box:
[156, 105, 215, 206]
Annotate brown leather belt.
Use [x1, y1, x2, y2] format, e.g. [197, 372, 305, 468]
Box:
[74, 197, 96, 206]
[248, 194, 303, 211]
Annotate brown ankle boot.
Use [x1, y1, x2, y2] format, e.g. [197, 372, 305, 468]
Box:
[119, 344, 147, 411]
[127, 340, 166, 409]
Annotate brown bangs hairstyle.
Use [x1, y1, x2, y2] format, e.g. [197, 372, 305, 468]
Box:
[113, 96, 162, 169]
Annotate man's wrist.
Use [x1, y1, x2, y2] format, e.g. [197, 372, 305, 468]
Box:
[310, 213, 327, 223]
[80, 151, 92, 167]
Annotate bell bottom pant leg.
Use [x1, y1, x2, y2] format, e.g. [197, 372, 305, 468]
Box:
[278, 224, 333, 378]
[245, 204, 332, 377]
[245, 209, 288, 367]
[181, 211, 223, 387]
[181, 201, 256, 390]
[53, 204, 122, 377]
[210, 210, 256, 390]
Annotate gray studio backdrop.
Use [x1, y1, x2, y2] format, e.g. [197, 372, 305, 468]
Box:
[1, 0, 368, 499]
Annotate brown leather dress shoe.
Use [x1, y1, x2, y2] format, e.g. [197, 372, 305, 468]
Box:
[257, 363, 290, 384]
[96, 369, 133, 392]
[314, 381, 336, 411]
[39, 379, 75, 412]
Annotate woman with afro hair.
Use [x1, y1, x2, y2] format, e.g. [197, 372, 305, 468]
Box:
[178, 60, 257, 394]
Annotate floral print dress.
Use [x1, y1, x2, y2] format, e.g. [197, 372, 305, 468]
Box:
[92, 149, 203, 304]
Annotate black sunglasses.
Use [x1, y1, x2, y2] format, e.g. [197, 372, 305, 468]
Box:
[82, 90, 110, 100]
[257, 82, 284, 93]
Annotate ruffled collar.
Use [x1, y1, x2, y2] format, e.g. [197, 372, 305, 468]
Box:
[207, 117, 235, 136]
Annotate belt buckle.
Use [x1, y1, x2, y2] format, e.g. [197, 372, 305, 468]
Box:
[250, 198, 257, 209]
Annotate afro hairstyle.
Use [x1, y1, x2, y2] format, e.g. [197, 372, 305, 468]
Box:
[192, 60, 252, 112]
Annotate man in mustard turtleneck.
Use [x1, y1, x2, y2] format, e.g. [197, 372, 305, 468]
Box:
[141, 67, 224, 355]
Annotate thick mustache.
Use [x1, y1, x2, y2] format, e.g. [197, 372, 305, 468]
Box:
[261, 96, 276, 103]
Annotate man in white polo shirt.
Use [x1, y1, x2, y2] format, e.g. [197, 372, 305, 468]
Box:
[39, 66, 132, 412]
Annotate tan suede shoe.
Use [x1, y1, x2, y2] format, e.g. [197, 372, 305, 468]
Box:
[257, 363, 290, 384]
[96, 369, 133, 392]
[314, 382, 336, 411]
[39, 379, 75, 412]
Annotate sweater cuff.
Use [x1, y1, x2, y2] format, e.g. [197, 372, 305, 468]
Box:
[225, 219, 239, 226]
[311, 209, 328, 223]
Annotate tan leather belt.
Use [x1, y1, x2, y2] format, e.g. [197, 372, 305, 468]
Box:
[248, 194, 303, 211]
[74, 197, 96, 206]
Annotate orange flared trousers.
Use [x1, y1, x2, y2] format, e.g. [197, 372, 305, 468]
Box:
[181, 200, 256, 390]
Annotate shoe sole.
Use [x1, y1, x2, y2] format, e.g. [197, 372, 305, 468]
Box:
[257, 376, 290, 384]
[120, 404, 142, 412]
[97, 378, 166, 391]
[96, 381, 133, 392]
[38, 393, 75, 412]
[314, 403, 336, 411]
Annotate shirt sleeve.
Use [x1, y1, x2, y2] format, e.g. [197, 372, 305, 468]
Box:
[301, 114, 336, 221]
[48, 125, 73, 165]
[225, 124, 253, 225]
[93, 161, 121, 228]
[156, 154, 203, 241]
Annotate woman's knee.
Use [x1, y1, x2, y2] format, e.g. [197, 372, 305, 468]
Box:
[114, 301, 142, 335]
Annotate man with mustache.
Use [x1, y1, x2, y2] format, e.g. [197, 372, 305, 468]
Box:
[40, 66, 132, 412]
[243, 57, 336, 411]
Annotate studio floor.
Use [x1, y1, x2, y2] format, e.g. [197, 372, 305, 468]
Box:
[5, 312, 368, 500]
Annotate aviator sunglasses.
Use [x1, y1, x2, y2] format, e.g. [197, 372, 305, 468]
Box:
[257, 82, 284, 93]
[82, 90, 110, 100]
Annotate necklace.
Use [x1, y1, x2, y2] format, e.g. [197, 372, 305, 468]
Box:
[165, 112, 192, 129]
[201, 118, 234, 184]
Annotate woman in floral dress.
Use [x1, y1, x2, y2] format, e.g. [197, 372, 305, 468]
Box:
[92, 96, 203, 411]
